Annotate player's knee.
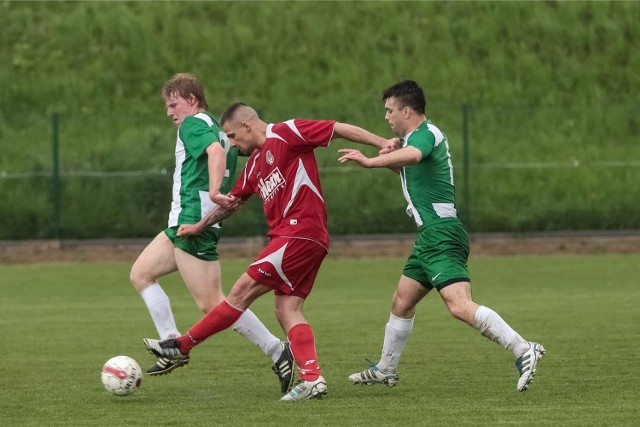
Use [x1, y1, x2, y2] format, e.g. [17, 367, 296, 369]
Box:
[448, 305, 465, 321]
[129, 265, 158, 292]
[391, 294, 415, 317]
[129, 267, 146, 290]
[447, 302, 473, 324]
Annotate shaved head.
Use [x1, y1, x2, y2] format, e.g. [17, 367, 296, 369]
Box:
[221, 102, 259, 126]
[221, 101, 268, 154]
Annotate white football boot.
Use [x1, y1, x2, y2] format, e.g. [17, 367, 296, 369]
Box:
[515, 342, 546, 391]
[281, 376, 327, 401]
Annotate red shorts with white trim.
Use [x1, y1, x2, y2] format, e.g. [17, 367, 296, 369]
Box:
[246, 236, 327, 299]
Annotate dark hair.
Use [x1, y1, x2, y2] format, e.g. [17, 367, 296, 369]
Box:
[220, 101, 247, 126]
[162, 73, 208, 110]
[382, 80, 426, 114]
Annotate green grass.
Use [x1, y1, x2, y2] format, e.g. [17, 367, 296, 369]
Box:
[1, 255, 639, 426]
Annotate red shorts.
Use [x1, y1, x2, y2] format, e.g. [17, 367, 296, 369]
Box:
[246, 236, 327, 299]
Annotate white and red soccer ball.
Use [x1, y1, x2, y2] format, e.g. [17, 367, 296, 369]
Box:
[101, 356, 142, 396]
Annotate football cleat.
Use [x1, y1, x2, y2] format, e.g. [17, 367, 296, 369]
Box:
[515, 342, 546, 392]
[281, 376, 327, 401]
[348, 358, 399, 386]
[143, 338, 186, 360]
[272, 341, 295, 394]
[146, 355, 190, 376]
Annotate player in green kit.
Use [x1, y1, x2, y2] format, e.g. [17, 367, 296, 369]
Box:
[130, 73, 294, 394]
[338, 80, 545, 392]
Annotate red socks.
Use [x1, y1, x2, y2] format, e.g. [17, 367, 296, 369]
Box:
[288, 323, 321, 381]
[173, 305, 323, 384]
[176, 300, 243, 353]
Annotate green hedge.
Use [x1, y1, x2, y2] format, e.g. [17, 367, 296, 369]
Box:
[1, 2, 638, 239]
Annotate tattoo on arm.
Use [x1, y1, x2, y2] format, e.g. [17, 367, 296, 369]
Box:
[203, 206, 234, 226]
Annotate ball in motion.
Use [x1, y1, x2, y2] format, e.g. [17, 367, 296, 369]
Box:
[101, 356, 142, 396]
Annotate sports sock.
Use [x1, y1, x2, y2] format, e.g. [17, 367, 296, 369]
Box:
[231, 309, 283, 362]
[177, 299, 243, 353]
[140, 283, 180, 340]
[473, 305, 530, 357]
[287, 323, 321, 381]
[377, 313, 414, 373]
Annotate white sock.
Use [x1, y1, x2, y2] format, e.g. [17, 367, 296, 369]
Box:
[377, 313, 414, 373]
[474, 305, 530, 357]
[140, 283, 180, 340]
[231, 309, 283, 363]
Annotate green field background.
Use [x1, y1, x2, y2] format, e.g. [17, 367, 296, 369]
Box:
[1, 1, 639, 239]
[1, 255, 639, 426]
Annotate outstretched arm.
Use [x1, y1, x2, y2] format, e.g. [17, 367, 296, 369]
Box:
[333, 122, 401, 153]
[338, 146, 422, 172]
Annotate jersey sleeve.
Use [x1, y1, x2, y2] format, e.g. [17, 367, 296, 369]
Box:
[179, 116, 219, 159]
[229, 179, 252, 201]
[290, 119, 336, 148]
[229, 153, 258, 201]
[407, 129, 435, 159]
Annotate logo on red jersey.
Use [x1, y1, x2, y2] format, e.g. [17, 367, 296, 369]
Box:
[258, 167, 285, 201]
[266, 150, 274, 165]
[257, 268, 272, 277]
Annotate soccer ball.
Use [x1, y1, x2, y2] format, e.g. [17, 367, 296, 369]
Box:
[101, 356, 142, 396]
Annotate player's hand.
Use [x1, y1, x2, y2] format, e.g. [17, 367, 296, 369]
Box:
[338, 148, 372, 168]
[211, 193, 240, 210]
[177, 222, 204, 237]
[379, 137, 402, 155]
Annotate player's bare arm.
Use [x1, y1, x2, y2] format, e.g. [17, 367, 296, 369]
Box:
[206, 142, 238, 210]
[177, 203, 239, 236]
[333, 122, 400, 151]
[338, 146, 422, 171]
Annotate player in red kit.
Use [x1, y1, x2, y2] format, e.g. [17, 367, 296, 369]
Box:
[144, 102, 399, 400]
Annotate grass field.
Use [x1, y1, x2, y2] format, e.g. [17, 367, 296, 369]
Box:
[1, 254, 639, 426]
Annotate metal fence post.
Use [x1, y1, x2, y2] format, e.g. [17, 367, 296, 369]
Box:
[52, 113, 61, 239]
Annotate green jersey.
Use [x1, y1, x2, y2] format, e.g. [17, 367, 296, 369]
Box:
[168, 112, 238, 227]
[401, 119, 458, 229]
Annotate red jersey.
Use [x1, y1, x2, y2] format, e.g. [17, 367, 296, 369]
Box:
[230, 119, 336, 248]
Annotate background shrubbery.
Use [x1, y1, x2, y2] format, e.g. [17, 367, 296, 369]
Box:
[1, 1, 638, 239]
